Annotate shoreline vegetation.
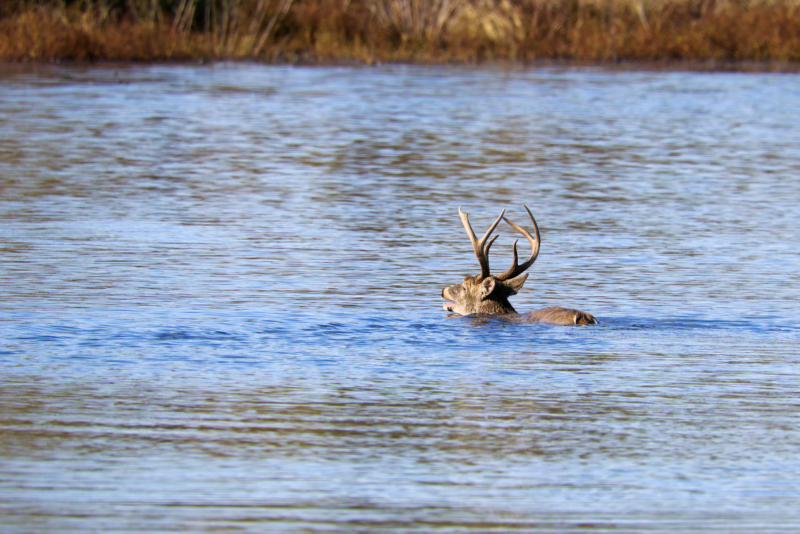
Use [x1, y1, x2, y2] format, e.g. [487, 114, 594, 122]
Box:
[1, 0, 800, 64]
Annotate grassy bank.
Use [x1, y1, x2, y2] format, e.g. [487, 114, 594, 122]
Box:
[2, 0, 800, 63]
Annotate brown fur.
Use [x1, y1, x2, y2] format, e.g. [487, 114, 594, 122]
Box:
[442, 275, 597, 326]
[525, 306, 597, 325]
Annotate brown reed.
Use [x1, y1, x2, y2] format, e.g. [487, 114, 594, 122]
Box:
[1, 0, 799, 63]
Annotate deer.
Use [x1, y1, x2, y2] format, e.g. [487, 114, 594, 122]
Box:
[441, 205, 597, 325]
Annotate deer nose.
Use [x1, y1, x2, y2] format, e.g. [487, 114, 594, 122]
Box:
[441, 289, 445, 298]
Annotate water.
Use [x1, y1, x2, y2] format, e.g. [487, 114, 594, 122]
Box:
[1, 63, 800, 533]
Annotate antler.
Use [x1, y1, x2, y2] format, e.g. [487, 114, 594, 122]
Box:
[459, 206, 505, 281]
[495, 205, 540, 281]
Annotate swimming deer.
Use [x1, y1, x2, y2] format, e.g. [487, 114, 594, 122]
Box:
[441, 205, 597, 325]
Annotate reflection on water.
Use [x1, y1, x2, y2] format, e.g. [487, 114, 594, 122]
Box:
[1, 63, 800, 532]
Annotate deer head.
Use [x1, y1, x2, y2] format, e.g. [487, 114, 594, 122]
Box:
[442, 205, 540, 316]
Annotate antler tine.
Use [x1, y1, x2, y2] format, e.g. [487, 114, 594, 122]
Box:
[458, 206, 505, 280]
[483, 235, 499, 258]
[496, 205, 540, 281]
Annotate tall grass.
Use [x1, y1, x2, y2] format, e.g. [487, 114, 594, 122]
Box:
[2, 0, 800, 62]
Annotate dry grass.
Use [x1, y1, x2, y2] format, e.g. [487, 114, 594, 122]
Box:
[2, 0, 800, 62]
[0, 8, 209, 60]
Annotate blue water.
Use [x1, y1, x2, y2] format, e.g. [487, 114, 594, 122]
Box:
[1, 63, 800, 532]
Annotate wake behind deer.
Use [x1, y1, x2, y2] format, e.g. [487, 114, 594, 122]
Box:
[441, 205, 597, 326]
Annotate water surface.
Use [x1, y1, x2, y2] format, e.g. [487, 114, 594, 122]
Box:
[1, 63, 800, 533]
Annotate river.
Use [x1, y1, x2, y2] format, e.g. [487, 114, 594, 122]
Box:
[1, 62, 799, 532]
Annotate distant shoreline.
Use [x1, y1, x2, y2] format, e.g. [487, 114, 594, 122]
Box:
[3, 0, 800, 66]
[3, 58, 800, 74]
[3, 57, 800, 72]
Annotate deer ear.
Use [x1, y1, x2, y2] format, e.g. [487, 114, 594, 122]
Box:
[503, 273, 529, 296]
[479, 277, 496, 299]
